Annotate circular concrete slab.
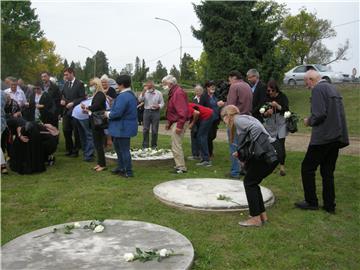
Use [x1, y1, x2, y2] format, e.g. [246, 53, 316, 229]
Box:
[153, 178, 275, 212]
[1, 220, 194, 270]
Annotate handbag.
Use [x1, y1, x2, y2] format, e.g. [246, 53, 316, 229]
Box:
[237, 132, 278, 165]
[286, 113, 298, 133]
[91, 111, 108, 129]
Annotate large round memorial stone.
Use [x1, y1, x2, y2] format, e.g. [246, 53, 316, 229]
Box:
[153, 178, 275, 212]
[2, 220, 194, 270]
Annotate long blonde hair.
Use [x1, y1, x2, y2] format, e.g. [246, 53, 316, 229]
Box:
[221, 105, 240, 143]
[90, 77, 103, 93]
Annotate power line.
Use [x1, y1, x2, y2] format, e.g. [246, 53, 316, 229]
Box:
[333, 20, 360, 28]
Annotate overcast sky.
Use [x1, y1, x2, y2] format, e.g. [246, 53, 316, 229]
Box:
[32, 0, 359, 76]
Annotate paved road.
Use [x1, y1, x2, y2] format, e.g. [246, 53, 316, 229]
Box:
[141, 124, 359, 156]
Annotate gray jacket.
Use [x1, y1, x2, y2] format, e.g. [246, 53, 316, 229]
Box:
[234, 115, 275, 145]
[308, 80, 349, 147]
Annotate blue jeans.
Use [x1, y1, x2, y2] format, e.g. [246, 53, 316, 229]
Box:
[197, 114, 214, 162]
[112, 137, 133, 176]
[227, 128, 240, 177]
[76, 119, 94, 160]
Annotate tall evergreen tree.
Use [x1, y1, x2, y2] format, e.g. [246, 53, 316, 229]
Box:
[153, 60, 168, 82]
[133, 57, 149, 82]
[170, 65, 180, 81]
[63, 59, 69, 69]
[94, 50, 109, 77]
[180, 53, 196, 82]
[192, 1, 289, 82]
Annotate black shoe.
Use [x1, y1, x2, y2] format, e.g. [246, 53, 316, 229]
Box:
[118, 171, 133, 178]
[294, 200, 319, 210]
[322, 207, 335, 214]
[70, 152, 79, 158]
[111, 168, 124, 174]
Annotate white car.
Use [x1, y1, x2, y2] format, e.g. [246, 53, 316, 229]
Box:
[283, 64, 344, 85]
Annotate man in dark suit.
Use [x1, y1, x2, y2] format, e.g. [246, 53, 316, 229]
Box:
[41, 72, 62, 128]
[247, 69, 267, 122]
[61, 68, 85, 157]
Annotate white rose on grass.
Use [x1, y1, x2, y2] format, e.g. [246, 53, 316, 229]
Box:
[259, 107, 266, 114]
[159, 248, 169, 257]
[124, 253, 135, 262]
[284, 111, 291, 119]
[74, 222, 81, 229]
[93, 225, 104, 233]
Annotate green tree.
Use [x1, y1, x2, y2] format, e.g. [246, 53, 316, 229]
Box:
[1, 0, 44, 80]
[192, 51, 209, 83]
[153, 60, 168, 82]
[84, 57, 95, 80]
[70, 61, 76, 70]
[133, 57, 149, 82]
[192, 1, 289, 82]
[180, 53, 196, 82]
[73, 61, 84, 82]
[23, 38, 64, 82]
[169, 65, 180, 80]
[109, 67, 120, 78]
[64, 59, 69, 69]
[280, 8, 349, 67]
[95, 50, 109, 77]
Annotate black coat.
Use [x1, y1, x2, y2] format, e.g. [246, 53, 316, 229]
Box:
[44, 81, 62, 116]
[252, 81, 267, 122]
[61, 79, 86, 116]
[26, 92, 57, 126]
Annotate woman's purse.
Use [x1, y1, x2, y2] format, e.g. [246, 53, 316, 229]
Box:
[285, 112, 299, 133]
[237, 132, 278, 165]
[91, 111, 108, 130]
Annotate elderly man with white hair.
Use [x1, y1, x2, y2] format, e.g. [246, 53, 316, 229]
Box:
[162, 75, 189, 174]
[295, 69, 349, 214]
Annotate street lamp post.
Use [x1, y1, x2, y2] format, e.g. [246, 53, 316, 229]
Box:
[155, 17, 182, 70]
[78, 45, 96, 78]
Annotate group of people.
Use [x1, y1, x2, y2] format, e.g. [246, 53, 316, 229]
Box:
[1, 67, 349, 227]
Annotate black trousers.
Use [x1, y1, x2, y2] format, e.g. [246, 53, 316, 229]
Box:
[207, 119, 219, 156]
[301, 142, 339, 211]
[244, 158, 278, 216]
[277, 138, 286, 165]
[92, 128, 106, 167]
[62, 114, 80, 154]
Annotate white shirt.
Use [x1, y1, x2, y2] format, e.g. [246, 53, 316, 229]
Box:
[4, 87, 27, 107]
[72, 98, 92, 120]
[138, 89, 164, 110]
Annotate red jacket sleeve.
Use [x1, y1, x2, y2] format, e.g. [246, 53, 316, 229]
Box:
[175, 90, 189, 129]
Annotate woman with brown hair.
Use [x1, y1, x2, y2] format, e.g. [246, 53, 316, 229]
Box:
[221, 105, 278, 227]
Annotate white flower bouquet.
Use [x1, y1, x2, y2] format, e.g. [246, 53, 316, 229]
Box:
[124, 247, 182, 263]
[106, 148, 173, 161]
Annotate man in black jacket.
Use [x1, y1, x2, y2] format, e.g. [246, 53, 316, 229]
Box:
[247, 69, 267, 122]
[41, 72, 62, 128]
[61, 68, 85, 157]
[295, 70, 349, 214]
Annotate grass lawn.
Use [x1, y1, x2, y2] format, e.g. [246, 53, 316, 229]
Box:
[2, 134, 359, 269]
